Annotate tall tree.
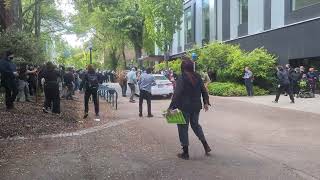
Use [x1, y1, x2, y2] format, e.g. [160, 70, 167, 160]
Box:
[139, 0, 183, 57]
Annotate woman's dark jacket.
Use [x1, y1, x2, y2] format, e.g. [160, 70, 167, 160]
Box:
[169, 72, 210, 113]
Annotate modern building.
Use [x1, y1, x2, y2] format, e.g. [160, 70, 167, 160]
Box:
[156, 0, 320, 67]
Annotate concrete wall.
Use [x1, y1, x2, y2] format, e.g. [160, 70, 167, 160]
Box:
[248, 0, 264, 34]
[227, 19, 320, 64]
[271, 0, 285, 29]
[230, 0, 239, 39]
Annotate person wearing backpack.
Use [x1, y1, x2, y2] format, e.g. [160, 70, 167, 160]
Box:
[83, 64, 100, 119]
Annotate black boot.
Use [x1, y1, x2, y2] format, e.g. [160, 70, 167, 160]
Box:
[201, 140, 212, 155]
[177, 146, 189, 160]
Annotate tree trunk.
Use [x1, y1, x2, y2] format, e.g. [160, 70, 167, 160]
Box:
[0, 0, 21, 31]
[122, 45, 126, 69]
[134, 45, 142, 60]
[34, 0, 41, 39]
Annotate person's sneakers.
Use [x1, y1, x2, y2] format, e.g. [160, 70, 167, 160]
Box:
[83, 113, 89, 119]
[177, 146, 189, 160]
[42, 107, 49, 113]
[272, 101, 278, 103]
[96, 113, 100, 117]
[139, 113, 143, 117]
[147, 114, 154, 118]
[129, 100, 136, 103]
[290, 101, 295, 104]
[26, 99, 31, 102]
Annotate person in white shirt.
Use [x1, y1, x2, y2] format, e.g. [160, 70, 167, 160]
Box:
[126, 68, 137, 103]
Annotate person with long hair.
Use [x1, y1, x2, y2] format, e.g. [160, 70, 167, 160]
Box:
[83, 64, 100, 118]
[169, 57, 212, 160]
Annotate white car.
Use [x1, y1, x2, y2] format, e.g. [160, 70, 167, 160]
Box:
[136, 74, 174, 97]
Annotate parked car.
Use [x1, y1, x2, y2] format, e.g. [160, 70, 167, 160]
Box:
[136, 74, 174, 98]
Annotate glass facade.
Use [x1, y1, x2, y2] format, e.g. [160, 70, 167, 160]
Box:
[202, 0, 210, 44]
[184, 7, 193, 44]
[239, 0, 248, 24]
[292, 0, 320, 10]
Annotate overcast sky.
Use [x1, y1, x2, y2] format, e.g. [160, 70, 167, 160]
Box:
[56, 0, 84, 48]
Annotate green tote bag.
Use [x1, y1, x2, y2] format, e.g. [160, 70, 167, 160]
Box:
[163, 109, 186, 124]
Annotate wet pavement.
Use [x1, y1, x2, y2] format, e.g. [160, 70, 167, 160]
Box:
[1, 84, 320, 180]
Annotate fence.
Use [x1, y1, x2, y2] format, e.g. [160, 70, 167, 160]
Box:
[98, 84, 118, 110]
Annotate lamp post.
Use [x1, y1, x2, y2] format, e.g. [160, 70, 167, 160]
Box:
[89, 42, 93, 64]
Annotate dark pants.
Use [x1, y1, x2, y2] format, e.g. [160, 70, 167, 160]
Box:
[84, 88, 99, 114]
[244, 79, 254, 96]
[4, 80, 18, 109]
[292, 81, 299, 95]
[139, 90, 152, 115]
[128, 83, 135, 101]
[120, 81, 127, 96]
[65, 83, 73, 100]
[275, 84, 294, 102]
[44, 82, 60, 113]
[177, 111, 206, 146]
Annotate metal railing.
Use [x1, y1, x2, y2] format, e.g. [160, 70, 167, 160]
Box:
[98, 84, 118, 110]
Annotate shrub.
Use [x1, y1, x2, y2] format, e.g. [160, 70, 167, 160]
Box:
[188, 42, 277, 90]
[0, 31, 45, 64]
[207, 82, 269, 97]
[154, 59, 182, 74]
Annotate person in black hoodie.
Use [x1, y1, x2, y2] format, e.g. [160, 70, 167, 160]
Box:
[273, 66, 295, 103]
[169, 58, 211, 160]
[83, 64, 100, 119]
[40, 62, 61, 114]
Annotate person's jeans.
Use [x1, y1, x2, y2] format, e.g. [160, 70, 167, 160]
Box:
[177, 111, 206, 146]
[128, 83, 135, 101]
[120, 82, 127, 96]
[65, 83, 74, 100]
[275, 84, 294, 102]
[84, 88, 99, 115]
[244, 79, 254, 96]
[139, 90, 152, 115]
[4, 79, 18, 108]
[17, 80, 30, 101]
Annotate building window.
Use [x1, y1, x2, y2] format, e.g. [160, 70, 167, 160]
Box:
[239, 0, 248, 24]
[202, 0, 210, 44]
[292, 0, 320, 10]
[184, 7, 193, 44]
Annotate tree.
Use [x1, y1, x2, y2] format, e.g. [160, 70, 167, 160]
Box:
[140, 0, 183, 58]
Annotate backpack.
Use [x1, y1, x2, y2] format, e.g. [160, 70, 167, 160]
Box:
[87, 73, 99, 89]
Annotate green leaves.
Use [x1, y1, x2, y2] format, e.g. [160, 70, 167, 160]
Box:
[195, 42, 277, 89]
[207, 82, 269, 96]
[139, 0, 183, 52]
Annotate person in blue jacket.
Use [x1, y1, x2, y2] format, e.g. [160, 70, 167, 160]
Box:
[0, 51, 18, 110]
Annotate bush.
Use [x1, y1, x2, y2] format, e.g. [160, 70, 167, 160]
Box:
[207, 82, 269, 97]
[154, 59, 182, 74]
[189, 42, 277, 90]
[0, 31, 45, 64]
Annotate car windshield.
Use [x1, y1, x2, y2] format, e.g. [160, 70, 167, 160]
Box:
[153, 75, 168, 80]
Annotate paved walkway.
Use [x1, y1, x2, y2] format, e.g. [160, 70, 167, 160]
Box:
[1, 84, 320, 180]
[224, 95, 320, 115]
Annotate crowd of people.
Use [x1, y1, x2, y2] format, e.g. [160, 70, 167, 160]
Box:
[0, 50, 120, 119]
[242, 64, 319, 102]
[2, 50, 320, 160]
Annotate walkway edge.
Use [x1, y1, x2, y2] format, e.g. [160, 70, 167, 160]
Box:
[0, 118, 135, 141]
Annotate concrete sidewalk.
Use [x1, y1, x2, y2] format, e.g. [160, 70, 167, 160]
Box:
[222, 95, 320, 115]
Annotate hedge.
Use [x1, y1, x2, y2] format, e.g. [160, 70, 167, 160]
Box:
[207, 82, 269, 97]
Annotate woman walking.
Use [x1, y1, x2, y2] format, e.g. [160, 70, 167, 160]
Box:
[169, 58, 211, 160]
